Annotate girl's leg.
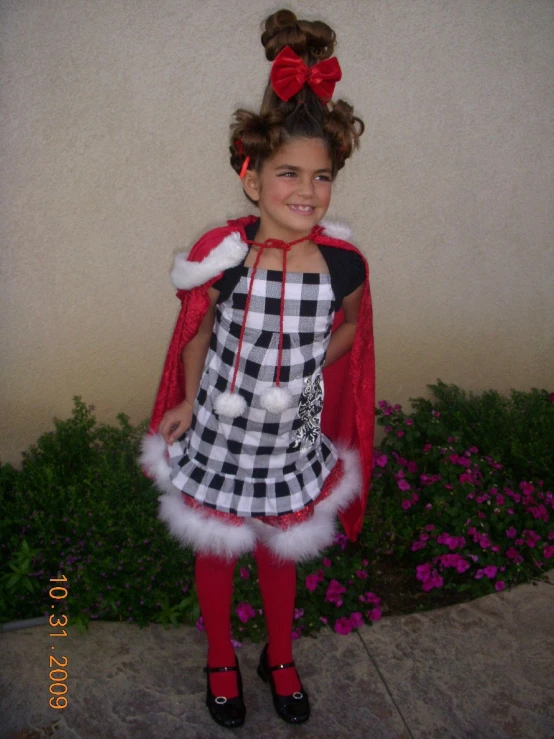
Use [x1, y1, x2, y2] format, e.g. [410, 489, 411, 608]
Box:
[195, 552, 239, 697]
[254, 543, 302, 695]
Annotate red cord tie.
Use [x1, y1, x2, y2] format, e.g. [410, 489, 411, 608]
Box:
[214, 227, 322, 418]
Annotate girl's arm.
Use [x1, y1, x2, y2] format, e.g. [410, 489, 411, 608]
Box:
[322, 284, 364, 369]
[159, 286, 219, 443]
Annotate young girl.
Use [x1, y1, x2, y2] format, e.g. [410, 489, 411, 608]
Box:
[141, 9, 375, 729]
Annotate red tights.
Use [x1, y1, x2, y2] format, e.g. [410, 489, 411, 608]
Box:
[195, 544, 302, 698]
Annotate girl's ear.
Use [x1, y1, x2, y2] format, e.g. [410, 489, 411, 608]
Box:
[242, 169, 260, 203]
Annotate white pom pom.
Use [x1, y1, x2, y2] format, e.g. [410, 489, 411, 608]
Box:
[214, 391, 247, 418]
[260, 385, 294, 413]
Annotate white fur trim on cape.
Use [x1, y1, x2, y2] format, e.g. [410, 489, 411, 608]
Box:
[319, 220, 352, 242]
[140, 434, 362, 562]
[170, 232, 248, 290]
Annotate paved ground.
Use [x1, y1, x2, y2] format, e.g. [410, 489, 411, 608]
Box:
[2, 574, 553, 739]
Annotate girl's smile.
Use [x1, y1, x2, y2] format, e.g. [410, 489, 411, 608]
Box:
[242, 137, 333, 243]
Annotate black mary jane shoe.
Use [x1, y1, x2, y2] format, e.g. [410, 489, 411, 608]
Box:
[203, 657, 246, 729]
[257, 643, 310, 724]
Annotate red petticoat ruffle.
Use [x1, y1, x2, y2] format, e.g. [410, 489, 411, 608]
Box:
[181, 459, 344, 531]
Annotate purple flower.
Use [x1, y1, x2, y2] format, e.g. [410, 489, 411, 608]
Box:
[334, 617, 353, 635]
[495, 581, 506, 592]
[401, 499, 412, 510]
[305, 572, 324, 592]
[325, 579, 347, 607]
[483, 565, 498, 579]
[240, 567, 250, 579]
[506, 527, 517, 538]
[367, 608, 382, 622]
[374, 453, 388, 468]
[236, 602, 256, 624]
[196, 616, 205, 632]
[294, 608, 304, 620]
[349, 612, 364, 628]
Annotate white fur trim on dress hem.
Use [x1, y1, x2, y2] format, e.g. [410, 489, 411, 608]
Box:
[140, 434, 362, 562]
[170, 232, 248, 290]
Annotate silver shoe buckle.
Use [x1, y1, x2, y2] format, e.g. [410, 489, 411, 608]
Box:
[293, 692, 303, 700]
[215, 696, 228, 705]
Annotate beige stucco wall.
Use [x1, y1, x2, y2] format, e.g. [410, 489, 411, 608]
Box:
[1, 0, 553, 465]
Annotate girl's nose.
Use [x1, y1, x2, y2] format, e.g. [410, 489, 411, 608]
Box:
[296, 176, 315, 197]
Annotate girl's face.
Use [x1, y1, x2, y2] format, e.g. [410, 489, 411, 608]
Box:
[243, 137, 333, 242]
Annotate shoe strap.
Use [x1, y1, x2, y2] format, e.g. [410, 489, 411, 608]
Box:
[270, 660, 296, 671]
[204, 664, 238, 674]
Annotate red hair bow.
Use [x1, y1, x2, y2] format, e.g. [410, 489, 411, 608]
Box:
[270, 46, 342, 102]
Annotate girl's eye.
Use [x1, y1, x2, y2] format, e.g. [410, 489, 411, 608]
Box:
[315, 174, 332, 182]
[278, 171, 296, 177]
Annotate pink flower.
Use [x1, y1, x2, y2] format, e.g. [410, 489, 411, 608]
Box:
[432, 410, 441, 418]
[240, 567, 250, 579]
[367, 608, 382, 622]
[422, 571, 444, 592]
[549, 392, 554, 403]
[236, 602, 256, 624]
[401, 499, 412, 510]
[405, 418, 414, 426]
[349, 612, 364, 628]
[196, 616, 205, 632]
[416, 563, 432, 582]
[325, 579, 347, 607]
[456, 559, 471, 573]
[506, 547, 524, 565]
[360, 591, 381, 606]
[523, 529, 541, 548]
[355, 569, 368, 579]
[425, 524, 435, 532]
[423, 443, 433, 453]
[495, 581, 506, 592]
[543, 545, 554, 559]
[294, 608, 304, 620]
[483, 565, 498, 579]
[506, 527, 517, 538]
[398, 478, 411, 491]
[319, 616, 328, 625]
[291, 627, 303, 640]
[333, 533, 349, 550]
[334, 617, 353, 635]
[305, 572, 324, 592]
[374, 453, 388, 468]
[397, 430, 405, 438]
[322, 557, 332, 567]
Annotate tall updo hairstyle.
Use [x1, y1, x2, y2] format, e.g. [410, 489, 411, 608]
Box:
[229, 9, 364, 182]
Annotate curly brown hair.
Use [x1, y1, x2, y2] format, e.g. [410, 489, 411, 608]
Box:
[229, 9, 364, 179]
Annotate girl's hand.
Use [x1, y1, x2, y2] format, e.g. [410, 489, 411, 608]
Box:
[159, 400, 194, 444]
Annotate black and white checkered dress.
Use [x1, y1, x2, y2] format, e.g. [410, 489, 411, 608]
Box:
[167, 266, 339, 517]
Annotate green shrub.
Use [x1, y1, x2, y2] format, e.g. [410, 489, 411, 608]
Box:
[1, 384, 552, 641]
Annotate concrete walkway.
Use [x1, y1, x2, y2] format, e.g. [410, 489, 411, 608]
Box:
[2, 574, 553, 739]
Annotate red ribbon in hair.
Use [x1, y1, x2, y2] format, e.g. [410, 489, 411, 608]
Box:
[270, 46, 342, 102]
